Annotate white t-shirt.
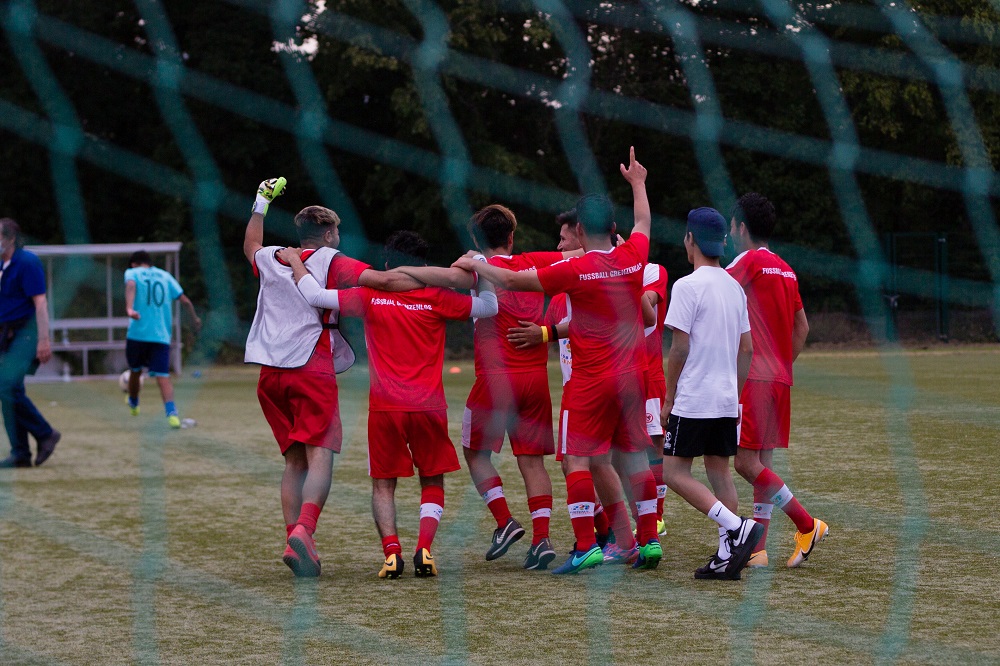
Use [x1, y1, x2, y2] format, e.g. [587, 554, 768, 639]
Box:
[665, 266, 750, 418]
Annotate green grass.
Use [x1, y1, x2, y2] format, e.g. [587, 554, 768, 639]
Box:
[2, 347, 1000, 665]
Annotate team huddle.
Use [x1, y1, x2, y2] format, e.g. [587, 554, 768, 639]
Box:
[242, 148, 828, 581]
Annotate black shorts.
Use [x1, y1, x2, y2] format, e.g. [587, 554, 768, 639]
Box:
[663, 414, 738, 458]
[126, 339, 171, 376]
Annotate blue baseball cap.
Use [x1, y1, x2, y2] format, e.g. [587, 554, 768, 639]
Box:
[686, 207, 727, 257]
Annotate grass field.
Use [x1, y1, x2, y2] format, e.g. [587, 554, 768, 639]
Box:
[2, 347, 999, 665]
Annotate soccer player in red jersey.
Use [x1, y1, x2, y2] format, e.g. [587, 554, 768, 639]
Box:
[244, 179, 420, 578]
[281, 231, 498, 579]
[454, 148, 662, 574]
[394, 205, 584, 570]
[726, 193, 827, 568]
[640, 261, 669, 534]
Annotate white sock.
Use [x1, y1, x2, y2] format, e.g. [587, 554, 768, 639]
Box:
[717, 526, 731, 559]
[707, 501, 742, 531]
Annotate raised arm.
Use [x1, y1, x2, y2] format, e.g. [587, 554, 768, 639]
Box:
[244, 177, 286, 264]
[792, 308, 809, 362]
[619, 146, 650, 240]
[453, 256, 543, 292]
[661, 328, 689, 427]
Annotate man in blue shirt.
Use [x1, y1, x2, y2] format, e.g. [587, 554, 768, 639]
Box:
[0, 218, 60, 468]
[124, 250, 200, 428]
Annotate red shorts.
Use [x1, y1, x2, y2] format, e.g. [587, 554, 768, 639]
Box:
[645, 374, 666, 438]
[557, 369, 651, 459]
[257, 351, 341, 455]
[368, 410, 461, 479]
[738, 380, 791, 450]
[462, 371, 554, 456]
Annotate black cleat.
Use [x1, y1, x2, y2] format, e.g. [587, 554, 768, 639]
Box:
[523, 538, 557, 570]
[485, 517, 525, 561]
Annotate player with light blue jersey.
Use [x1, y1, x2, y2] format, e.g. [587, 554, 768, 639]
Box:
[124, 250, 200, 427]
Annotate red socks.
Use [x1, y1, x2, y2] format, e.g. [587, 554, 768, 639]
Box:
[297, 502, 321, 535]
[604, 501, 636, 551]
[630, 471, 658, 545]
[650, 462, 666, 520]
[475, 476, 512, 528]
[593, 502, 610, 540]
[416, 484, 445, 553]
[752, 467, 814, 534]
[566, 470, 597, 551]
[527, 494, 552, 545]
[382, 535, 402, 558]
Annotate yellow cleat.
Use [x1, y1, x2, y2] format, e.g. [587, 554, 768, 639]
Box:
[413, 548, 437, 577]
[788, 519, 828, 568]
[378, 553, 404, 579]
[168, 414, 181, 429]
[657, 519, 667, 537]
[748, 550, 769, 568]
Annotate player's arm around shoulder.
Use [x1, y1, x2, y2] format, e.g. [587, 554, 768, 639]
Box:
[453, 254, 542, 292]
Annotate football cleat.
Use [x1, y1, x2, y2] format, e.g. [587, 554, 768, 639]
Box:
[378, 553, 404, 579]
[601, 542, 639, 565]
[282, 544, 299, 571]
[787, 518, 829, 568]
[657, 519, 667, 537]
[523, 538, 557, 570]
[485, 517, 525, 561]
[285, 524, 321, 577]
[632, 539, 662, 570]
[413, 548, 437, 577]
[726, 517, 763, 577]
[167, 414, 181, 429]
[695, 553, 737, 580]
[130, 405, 140, 416]
[748, 550, 769, 568]
[595, 530, 611, 549]
[551, 544, 604, 575]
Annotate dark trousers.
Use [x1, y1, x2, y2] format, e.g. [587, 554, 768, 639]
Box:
[0, 318, 53, 461]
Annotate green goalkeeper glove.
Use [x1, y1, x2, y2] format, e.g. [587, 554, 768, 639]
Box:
[252, 177, 287, 216]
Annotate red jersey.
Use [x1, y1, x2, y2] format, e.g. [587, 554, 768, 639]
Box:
[726, 247, 803, 385]
[642, 263, 668, 382]
[536, 233, 648, 379]
[474, 251, 563, 375]
[339, 286, 472, 410]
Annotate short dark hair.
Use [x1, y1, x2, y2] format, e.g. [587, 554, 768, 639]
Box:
[468, 204, 517, 251]
[732, 193, 776, 242]
[294, 206, 340, 244]
[575, 195, 615, 237]
[0, 218, 24, 249]
[555, 209, 577, 228]
[383, 230, 429, 269]
[128, 250, 152, 267]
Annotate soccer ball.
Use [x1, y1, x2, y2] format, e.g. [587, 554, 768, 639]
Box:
[119, 370, 145, 392]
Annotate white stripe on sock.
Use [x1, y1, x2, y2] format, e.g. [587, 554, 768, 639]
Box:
[567, 502, 595, 519]
[530, 508, 552, 520]
[636, 499, 657, 516]
[482, 485, 505, 505]
[419, 503, 443, 521]
[769, 485, 793, 509]
[753, 502, 774, 520]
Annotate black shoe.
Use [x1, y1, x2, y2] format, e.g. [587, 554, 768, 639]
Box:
[523, 537, 557, 570]
[726, 518, 764, 577]
[485, 517, 525, 561]
[694, 553, 738, 580]
[0, 455, 32, 468]
[35, 430, 61, 466]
